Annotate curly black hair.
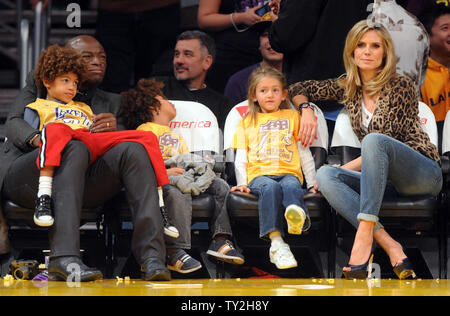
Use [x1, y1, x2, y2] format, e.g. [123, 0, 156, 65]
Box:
[34, 44, 87, 94]
[121, 78, 166, 130]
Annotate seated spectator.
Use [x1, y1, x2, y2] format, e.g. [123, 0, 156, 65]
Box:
[230, 66, 317, 270]
[197, 0, 280, 94]
[122, 78, 245, 273]
[224, 22, 283, 105]
[290, 20, 442, 279]
[0, 35, 171, 282]
[96, 0, 180, 93]
[419, 2, 450, 125]
[153, 30, 234, 131]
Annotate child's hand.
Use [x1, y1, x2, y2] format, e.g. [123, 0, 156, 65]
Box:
[30, 133, 41, 148]
[308, 182, 320, 194]
[230, 185, 251, 193]
[167, 167, 185, 177]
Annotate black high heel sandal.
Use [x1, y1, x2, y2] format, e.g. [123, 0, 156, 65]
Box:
[343, 254, 374, 280]
[393, 258, 417, 280]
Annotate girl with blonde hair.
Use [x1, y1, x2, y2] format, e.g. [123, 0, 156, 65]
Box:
[290, 20, 442, 279]
[231, 66, 317, 270]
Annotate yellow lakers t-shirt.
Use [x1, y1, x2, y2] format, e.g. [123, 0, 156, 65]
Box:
[233, 109, 303, 184]
[420, 57, 450, 122]
[137, 122, 189, 160]
[26, 98, 94, 131]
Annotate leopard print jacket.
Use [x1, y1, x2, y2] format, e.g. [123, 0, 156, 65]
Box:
[289, 74, 440, 164]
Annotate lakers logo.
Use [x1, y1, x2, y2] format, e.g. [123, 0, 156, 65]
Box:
[159, 133, 181, 159]
[252, 119, 293, 162]
[55, 107, 92, 128]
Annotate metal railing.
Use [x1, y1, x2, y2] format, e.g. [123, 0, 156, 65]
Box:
[18, 0, 51, 89]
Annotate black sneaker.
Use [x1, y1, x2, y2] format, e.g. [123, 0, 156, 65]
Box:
[207, 240, 245, 265]
[160, 206, 179, 238]
[167, 249, 202, 274]
[34, 195, 54, 227]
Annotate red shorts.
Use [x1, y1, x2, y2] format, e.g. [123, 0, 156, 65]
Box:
[37, 123, 169, 187]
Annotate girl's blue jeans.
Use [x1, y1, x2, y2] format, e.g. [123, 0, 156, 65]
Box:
[248, 174, 311, 239]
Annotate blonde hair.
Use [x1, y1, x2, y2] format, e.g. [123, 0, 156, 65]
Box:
[339, 20, 397, 101]
[246, 66, 290, 126]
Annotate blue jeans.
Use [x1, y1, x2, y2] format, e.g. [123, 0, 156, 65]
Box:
[317, 133, 442, 231]
[248, 174, 310, 239]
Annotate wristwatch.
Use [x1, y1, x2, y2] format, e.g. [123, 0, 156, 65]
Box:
[299, 102, 314, 113]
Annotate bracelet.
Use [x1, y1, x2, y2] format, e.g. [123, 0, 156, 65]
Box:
[230, 13, 250, 33]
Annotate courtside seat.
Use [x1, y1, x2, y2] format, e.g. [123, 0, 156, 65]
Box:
[223, 101, 334, 277]
[330, 103, 446, 278]
[329, 107, 361, 161]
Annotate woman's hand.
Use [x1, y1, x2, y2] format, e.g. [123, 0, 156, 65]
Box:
[198, 0, 260, 31]
[292, 95, 318, 146]
[230, 185, 251, 193]
[167, 168, 185, 177]
[297, 108, 318, 147]
[234, 7, 263, 27]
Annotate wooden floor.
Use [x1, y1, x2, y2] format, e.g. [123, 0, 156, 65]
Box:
[1, 278, 449, 296]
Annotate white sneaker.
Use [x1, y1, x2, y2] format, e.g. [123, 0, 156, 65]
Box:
[284, 204, 306, 235]
[269, 241, 298, 269]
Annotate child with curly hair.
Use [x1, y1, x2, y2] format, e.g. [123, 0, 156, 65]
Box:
[27, 44, 173, 234]
[121, 78, 245, 274]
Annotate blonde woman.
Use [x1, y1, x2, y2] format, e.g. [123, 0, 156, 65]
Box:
[289, 20, 442, 279]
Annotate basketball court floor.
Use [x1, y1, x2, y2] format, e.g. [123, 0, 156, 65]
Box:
[1, 278, 449, 296]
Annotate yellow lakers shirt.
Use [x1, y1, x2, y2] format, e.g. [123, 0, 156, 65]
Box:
[25, 98, 94, 131]
[233, 109, 303, 184]
[137, 122, 189, 160]
[420, 57, 450, 122]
